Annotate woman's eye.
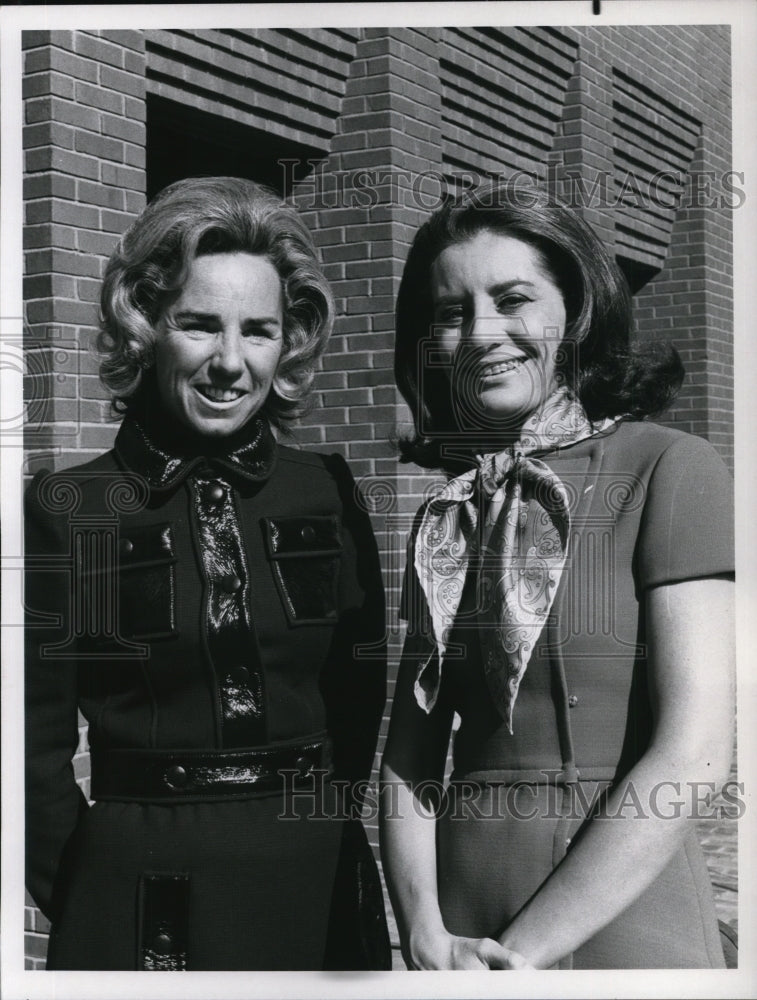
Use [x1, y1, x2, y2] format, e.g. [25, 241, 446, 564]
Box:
[496, 295, 528, 312]
[434, 307, 464, 326]
[242, 325, 278, 340]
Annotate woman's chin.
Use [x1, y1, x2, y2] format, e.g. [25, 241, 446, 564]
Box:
[470, 394, 543, 430]
[173, 395, 263, 439]
[175, 411, 257, 440]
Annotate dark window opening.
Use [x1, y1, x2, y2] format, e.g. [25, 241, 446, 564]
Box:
[616, 255, 661, 295]
[146, 94, 323, 202]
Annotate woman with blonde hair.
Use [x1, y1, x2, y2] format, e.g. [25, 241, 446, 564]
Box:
[25, 177, 390, 971]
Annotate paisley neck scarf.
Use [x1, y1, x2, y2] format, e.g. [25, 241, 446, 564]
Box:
[412, 388, 614, 733]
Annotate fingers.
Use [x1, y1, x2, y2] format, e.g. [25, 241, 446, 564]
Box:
[501, 947, 535, 970]
[475, 939, 535, 970]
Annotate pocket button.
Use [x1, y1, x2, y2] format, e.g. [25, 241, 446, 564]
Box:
[119, 538, 134, 556]
[300, 525, 316, 543]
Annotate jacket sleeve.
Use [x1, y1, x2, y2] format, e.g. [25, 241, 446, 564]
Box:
[319, 455, 387, 808]
[25, 470, 89, 920]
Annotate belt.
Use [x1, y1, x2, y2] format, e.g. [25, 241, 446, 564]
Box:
[449, 765, 617, 786]
[91, 735, 333, 803]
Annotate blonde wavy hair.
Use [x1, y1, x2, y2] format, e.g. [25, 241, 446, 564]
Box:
[97, 176, 334, 429]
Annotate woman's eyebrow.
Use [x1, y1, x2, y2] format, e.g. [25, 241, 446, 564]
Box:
[242, 315, 283, 328]
[172, 310, 281, 327]
[172, 310, 219, 324]
[433, 279, 537, 305]
[487, 279, 537, 295]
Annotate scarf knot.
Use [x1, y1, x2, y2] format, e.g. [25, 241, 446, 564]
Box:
[411, 389, 611, 732]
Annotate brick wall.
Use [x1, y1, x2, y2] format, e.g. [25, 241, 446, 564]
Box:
[22, 28, 147, 968]
[21, 24, 733, 968]
[23, 28, 146, 477]
[291, 28, 449, 868]
[587, 26, 733, 467]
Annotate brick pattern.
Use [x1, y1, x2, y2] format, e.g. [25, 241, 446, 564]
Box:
[550, 31, 616, 248]
[22, 28, 147, 967]
[21, 25, 734, 968]
[290, 28, 449, 853]
[579, 26, 733, 468]
[441, 26, 577, 184]
[144, 28, 360, 154]
[23, 29, 147, 476]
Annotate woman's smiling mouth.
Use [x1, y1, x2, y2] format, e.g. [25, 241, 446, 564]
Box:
[478, 356, 529, 379]
[196, 385, 247, 404]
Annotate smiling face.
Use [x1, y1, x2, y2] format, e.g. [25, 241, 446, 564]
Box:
[430, 230, 567, 435]
[154, 252, 284, 439]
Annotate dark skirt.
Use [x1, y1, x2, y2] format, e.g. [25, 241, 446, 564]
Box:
[47, 789, 389, 971]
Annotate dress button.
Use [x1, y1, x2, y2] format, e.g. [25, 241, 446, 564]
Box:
[300, 525, 316, 543]
[295, 755, 312, 775]
[119, 538, 134, 556]
[568, 694, 579, 708]
[207, 482, 225, 503]
[165, 764, 188, 789]
[223, 574, 242, 593]
[152, 931, 174, 954]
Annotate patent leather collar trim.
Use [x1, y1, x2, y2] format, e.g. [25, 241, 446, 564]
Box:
[113, 390, 277, 493]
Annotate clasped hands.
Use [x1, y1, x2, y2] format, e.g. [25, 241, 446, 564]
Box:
[406, 927, 534, 971]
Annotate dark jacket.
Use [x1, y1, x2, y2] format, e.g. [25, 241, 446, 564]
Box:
[25, 401, 389, 970]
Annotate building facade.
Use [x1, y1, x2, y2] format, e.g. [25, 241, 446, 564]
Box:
[22, 24, 733, 967]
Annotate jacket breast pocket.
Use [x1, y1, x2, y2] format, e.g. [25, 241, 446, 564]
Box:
[263, 515, 342, 626]
[81, 523, 178, 646]
[116, 523, 177, 640]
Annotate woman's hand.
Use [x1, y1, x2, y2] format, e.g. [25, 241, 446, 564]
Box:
[407, 926, 533, 970]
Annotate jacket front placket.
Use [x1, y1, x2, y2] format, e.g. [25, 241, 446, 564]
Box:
[188, 470, 266, 748]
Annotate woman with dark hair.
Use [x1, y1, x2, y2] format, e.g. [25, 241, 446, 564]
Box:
[25, 177, 390, 971]
[381, 186, 734, 969]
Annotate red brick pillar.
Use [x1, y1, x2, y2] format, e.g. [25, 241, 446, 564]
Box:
[23, 29, 146, 475]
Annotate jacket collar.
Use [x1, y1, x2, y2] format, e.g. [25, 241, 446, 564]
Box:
[113, 381, 277, 493]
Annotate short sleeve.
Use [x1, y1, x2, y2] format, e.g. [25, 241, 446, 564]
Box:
[636, 433, 734, 590]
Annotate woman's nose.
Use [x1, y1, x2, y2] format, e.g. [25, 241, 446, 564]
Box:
[466, 312, 508, 352]
[209, 328, 244, 377]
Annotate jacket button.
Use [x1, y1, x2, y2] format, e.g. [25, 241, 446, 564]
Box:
[295, 755, 312, 775]
[119, 538, 134, 556]
[568, 694, 579, 708]
[165, 764, 188, 789]
[300, 525, 316, 543]
[152, 931, 174, 954]
[207, 482, 225, 503]
[223, 574, 242, 593]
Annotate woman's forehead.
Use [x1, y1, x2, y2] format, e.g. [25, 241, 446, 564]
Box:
[430, 232, 555, 294]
